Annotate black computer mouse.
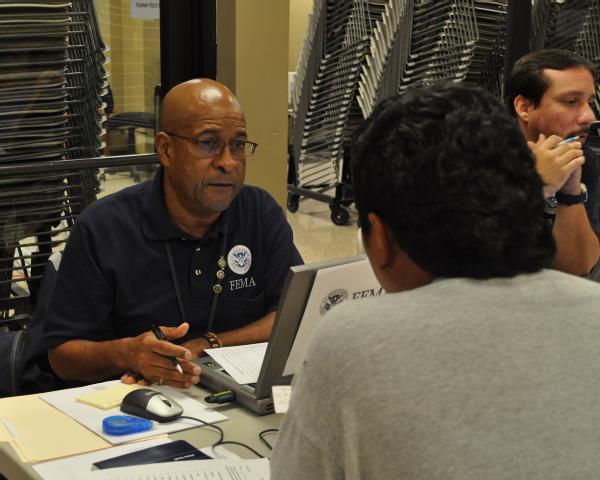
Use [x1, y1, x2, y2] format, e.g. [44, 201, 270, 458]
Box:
[120, 388, 184, 423]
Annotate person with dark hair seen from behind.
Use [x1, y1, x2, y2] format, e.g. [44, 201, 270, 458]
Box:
[506, 48, 600, 276]
[44, 79, 302, 388]
[270, 84, 600, 479]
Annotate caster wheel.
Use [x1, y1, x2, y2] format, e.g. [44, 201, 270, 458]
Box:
[330, 206, 349, 226]
[287, 194, 300, 213]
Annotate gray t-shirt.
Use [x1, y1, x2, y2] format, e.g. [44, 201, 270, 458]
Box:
[271, 270, 600, 480]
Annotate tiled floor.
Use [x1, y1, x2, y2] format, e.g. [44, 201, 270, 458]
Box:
[101, 172, 360, 265]
[286, 196, 360, 264]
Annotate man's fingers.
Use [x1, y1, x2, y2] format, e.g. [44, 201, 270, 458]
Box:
[539, 134, 563, 148]
[182, 361, 201, 377]
[568, 156, 585, 168]
[157, 378, 198, 389]
[160, 322, 190, 340]
[150, 367, 200, 389]
[121, 375, 137, 385]
[534, 133, 547, 146]
[143, 327, 192, 360]
[559, 148, 585, 167]
[145, 355, 200, 376]
[121, 370, 144, 384]
[152, 340, 192, 361]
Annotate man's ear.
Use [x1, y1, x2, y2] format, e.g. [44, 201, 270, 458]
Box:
[513, 94, 534, 122]
[364, 212, 394, 270]
[155, 132, 172, 168]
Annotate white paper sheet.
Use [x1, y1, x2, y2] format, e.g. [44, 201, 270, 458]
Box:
[78, 458, 270, 479]
[33, 438, 171, 480]
[205, 343, 268, 384]
[271, 386, 292, 414]
[283, 258, 382, 376]
[40, 381, 227, 445]
[32, 440, 241, 480]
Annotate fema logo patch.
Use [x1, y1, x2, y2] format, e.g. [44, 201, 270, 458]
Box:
[227, 245, 252, 275]
[319, 289, 348, 315]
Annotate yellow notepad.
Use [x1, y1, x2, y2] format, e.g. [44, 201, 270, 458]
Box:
[75, 383, 145, 410]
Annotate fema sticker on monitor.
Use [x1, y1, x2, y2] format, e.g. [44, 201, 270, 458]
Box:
[320, 289, 348, 315]
[227, 245, 252, 275]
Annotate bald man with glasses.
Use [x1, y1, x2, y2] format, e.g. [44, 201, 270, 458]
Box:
[44, 79, 302, 388]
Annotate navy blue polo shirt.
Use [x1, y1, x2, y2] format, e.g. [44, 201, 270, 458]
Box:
[44, 167, 303, 348]
[582, 146, 600, 236]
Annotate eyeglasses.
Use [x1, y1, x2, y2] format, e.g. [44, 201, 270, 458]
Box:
[164, 131, 258, 159]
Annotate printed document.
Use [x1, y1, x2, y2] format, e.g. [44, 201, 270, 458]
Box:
[78, 458, 270, 479]
[33, 438, 170, 480]
[33, 439, 241, 480]
[205, 342, 268, 384]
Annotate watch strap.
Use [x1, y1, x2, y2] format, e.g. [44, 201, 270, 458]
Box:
[204, 331, 222, 349]
[555, 183, 587, 205]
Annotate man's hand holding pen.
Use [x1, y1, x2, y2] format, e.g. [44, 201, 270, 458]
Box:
[527, 133, 585, 198]
[120, 322, 202, 389]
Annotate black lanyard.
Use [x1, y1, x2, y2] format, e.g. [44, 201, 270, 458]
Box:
[165, 222, 228, 333]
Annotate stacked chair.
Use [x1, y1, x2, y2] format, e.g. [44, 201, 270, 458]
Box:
[290, 0, 599, 224]
[290, 0, 386, 225]
[533, 0, 600, 117]
[0, 0, 108, 321]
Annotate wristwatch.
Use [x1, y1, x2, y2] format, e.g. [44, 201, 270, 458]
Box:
[556, 183, 588, 205]
[544, 195, 557, 211]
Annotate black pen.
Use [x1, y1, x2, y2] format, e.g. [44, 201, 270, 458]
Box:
[151, 324, 184, 374]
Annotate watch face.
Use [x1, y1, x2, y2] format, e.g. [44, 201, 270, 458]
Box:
[545, 195, 558, 209]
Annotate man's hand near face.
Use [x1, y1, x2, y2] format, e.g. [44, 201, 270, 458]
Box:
[526, 134, 599, 275]
[527, 134, 585, 197]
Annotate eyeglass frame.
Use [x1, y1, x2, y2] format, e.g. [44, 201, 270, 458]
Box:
[163, 131, 258, 159]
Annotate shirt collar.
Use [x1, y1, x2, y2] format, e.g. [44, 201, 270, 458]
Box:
[141, 166, 238, 241]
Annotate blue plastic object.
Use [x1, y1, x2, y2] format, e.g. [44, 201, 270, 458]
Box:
[102, 415, 153, 436]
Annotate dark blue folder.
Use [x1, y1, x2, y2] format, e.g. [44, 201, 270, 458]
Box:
[93, 440, 210, 470]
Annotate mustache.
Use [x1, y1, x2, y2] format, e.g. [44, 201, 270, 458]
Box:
[569, 121, 600, 137]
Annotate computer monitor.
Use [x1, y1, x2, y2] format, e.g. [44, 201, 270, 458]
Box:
[197, 254, 382, 415]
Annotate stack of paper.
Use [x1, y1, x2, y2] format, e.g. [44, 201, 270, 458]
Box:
[40, 381, 228, 445]
[78, 458, 270, 480]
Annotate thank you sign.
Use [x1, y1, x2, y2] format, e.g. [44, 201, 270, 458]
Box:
[131, 0, 160, 20]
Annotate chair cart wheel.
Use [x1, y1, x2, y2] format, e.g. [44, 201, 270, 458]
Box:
[287, 194, 300, 213]
[330, 205, 349, 226]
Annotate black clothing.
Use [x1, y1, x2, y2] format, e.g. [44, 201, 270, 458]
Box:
[44, 167, 303, 348]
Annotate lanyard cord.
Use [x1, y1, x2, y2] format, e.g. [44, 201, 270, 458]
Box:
[165, 241, 187, 324]
[165, 222, 228, 333]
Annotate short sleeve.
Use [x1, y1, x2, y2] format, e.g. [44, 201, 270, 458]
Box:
[43, 218, 115, 349]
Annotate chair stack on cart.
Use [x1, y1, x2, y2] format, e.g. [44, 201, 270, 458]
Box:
[0, 0, 108, 321]
[290, 0, 600, 225]
[289, 0, 386, 225]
